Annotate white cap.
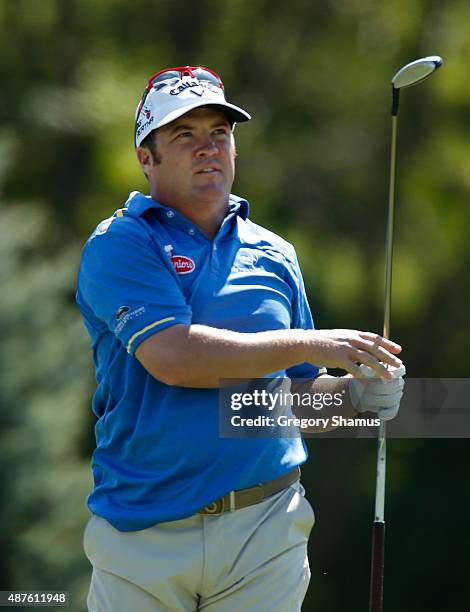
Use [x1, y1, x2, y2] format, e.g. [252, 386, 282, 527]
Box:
[134, 73, 251, 147]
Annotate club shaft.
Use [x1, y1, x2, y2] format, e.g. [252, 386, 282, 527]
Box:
[369, 111, 398, 612]
[383, 114, 398, 340]
[374, 426, 387, 522]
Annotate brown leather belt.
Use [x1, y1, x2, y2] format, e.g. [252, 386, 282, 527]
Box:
[197, 467, 300, 516]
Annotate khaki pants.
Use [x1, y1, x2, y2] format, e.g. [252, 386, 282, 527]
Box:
[84, 482, 315, 611]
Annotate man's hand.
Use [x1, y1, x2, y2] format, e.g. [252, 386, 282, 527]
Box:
[348, 363, 406, 421]
[307, 329, 403, 379]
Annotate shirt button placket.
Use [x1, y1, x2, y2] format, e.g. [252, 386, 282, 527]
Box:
[211, 243, 220, 274]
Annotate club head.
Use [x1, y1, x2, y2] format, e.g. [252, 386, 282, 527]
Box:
[392, 55, 443, 90]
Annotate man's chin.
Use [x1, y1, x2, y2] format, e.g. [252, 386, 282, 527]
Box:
[193, 184, 231, 202]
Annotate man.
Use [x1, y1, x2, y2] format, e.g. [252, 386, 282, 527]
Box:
[77, 65, 405, 611]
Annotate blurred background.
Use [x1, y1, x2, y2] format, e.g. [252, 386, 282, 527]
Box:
[1, 0, 469, 610]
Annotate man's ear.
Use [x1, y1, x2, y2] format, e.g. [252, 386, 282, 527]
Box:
[136, 146, 154, 180]
[136, 146, 153, 171]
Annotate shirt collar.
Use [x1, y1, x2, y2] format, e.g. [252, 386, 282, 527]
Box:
[124, 191, 250, 220]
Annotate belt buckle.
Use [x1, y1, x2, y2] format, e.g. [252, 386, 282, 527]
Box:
[205, 491, 238, 514]
[202, 499, 224, 515]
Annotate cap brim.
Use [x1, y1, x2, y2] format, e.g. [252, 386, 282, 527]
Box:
[155, 101, 251, 130]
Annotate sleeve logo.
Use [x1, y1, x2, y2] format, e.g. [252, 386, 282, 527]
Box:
[115, 306, 130, 320]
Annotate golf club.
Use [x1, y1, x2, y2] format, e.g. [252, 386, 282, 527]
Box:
[369, 55, 443, 612]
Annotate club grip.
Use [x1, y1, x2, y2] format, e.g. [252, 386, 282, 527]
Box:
[369, 521, 385, 612]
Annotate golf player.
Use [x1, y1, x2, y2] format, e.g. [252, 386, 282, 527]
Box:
[76, 65, 406, 611]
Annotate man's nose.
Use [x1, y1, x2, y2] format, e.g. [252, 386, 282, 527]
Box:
[195, 136, 219, 156]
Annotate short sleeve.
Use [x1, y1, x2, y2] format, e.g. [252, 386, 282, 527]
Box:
[286, 250, 325, 379]
[77, 217, 192, 355]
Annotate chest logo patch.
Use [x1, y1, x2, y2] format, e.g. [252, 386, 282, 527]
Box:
[171, 255, 196, 274]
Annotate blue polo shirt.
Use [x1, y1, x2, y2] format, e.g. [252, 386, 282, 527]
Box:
[76, 190, 322, 531]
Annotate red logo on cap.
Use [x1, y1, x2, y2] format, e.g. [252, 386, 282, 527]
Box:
[171, 255, 195, 274]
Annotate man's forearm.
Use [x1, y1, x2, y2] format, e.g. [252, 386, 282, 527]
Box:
[136, 324, 313, 387]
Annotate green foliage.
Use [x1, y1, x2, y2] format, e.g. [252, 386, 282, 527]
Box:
[0, 199, 93, 609]
[1, 1, 469, 610]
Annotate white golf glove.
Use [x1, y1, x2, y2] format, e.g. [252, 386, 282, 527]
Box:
[349, 364, 406, 421]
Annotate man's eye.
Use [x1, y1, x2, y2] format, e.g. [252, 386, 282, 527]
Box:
[176, 131, 192, 139]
